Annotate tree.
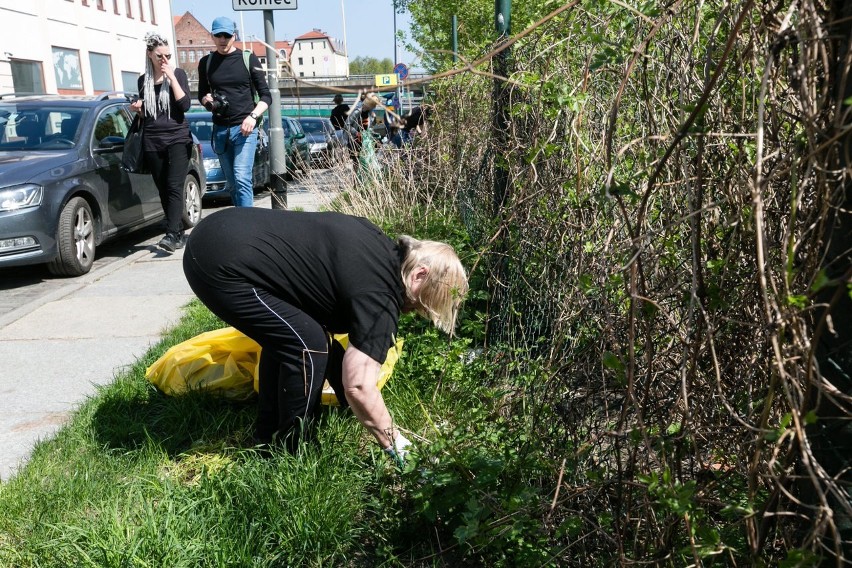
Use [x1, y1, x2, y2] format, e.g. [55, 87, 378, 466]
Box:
[397, 0, 557, 72]
[349, 56, 394, 75]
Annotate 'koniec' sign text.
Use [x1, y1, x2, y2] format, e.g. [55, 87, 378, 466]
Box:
[232, 0, 298, 10]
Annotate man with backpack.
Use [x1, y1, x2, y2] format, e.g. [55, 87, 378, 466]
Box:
[198, 16, 271, 207]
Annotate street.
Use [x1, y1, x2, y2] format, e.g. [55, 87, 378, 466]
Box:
[0, 168, 347, 322]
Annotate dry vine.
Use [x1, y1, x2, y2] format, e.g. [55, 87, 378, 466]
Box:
[323, 0, 852, 564]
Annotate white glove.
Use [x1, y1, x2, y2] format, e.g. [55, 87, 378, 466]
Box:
[384, 433, 412, 468]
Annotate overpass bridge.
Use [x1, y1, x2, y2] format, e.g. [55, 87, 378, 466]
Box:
[189, 74, 432, 111]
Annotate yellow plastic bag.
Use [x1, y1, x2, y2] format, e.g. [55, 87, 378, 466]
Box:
[145, 327, 403, 405]
[145, 327, 261, 401]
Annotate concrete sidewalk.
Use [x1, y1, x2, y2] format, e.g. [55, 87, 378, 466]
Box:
[0, 191, 322, 481]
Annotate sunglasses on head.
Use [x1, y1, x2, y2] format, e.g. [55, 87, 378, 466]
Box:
[213, 32, 233, 39]
[156, 53, 172, 60]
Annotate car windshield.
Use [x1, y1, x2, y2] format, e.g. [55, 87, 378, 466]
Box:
[186, 115, 214, 142]
[299, 120, 327, 135]
[0, 105, 88, 150]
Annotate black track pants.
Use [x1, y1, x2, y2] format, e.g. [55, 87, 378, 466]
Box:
[183, 250, 329, 451]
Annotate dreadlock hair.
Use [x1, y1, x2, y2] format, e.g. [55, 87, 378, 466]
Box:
[398, 235, 469, 335]
[143, 32, 171, 120]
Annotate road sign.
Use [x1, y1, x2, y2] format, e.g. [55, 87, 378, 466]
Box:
[374, 74, 399, 87]
[393, 63, 409, 80]
[232, 0, 297, 10]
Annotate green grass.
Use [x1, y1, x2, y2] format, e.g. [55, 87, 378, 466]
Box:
[0, 300, 521, 567]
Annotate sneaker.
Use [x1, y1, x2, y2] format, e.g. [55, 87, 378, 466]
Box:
[175, 233, 186, 250]
[157, 233, 179, 253]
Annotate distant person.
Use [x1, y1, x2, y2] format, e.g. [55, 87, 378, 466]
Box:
[197, 16, 271, 207]
[183, 207, 469, 462]
[329, 93, 349, 130]
[329, 93, 350, 147]
[392, 104, 431, 148]
[344, 92, 381, 177]
[130, 32, 192, 253]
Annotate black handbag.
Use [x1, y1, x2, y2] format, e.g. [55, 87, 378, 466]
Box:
[121, 115, 147, 174]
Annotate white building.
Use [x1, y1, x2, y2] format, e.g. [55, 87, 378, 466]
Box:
[291, 29, 348, 78]
[0, 0, 175, 96]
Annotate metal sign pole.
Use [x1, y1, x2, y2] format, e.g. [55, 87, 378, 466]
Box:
[264, 10, 287, 209]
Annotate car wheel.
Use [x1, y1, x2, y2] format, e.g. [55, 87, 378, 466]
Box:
[182, 174, 202, 228]
[48, 196, 95, 277]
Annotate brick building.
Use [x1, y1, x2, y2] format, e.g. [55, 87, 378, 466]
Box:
[173, 11, 213, 85]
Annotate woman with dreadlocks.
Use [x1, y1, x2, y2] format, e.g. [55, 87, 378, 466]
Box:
[130, 32, 192, 253]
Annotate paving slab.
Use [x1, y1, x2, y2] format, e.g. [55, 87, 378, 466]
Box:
[0, 188, 329, 481]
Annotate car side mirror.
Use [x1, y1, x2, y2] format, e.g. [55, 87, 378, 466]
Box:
[93, 136, 125, 153]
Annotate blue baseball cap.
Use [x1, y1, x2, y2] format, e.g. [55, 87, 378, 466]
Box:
[211, 16, 237, 36]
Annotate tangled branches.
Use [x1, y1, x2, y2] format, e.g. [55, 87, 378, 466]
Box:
[358, 0, 852, 565]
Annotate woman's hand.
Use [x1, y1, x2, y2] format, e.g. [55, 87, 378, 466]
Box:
[160, 59, 176, 82]
[130, 99, 143, 115]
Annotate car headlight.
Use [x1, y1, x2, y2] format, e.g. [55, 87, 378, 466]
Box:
[310, 143, 327, 152]
[0, 184, 43, 212]
[203, 158, 221, 171]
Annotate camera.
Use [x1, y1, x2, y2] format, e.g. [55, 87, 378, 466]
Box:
[205, 93, 229, 117]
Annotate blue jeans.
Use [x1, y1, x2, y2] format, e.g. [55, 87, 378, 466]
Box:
[213, 124, 258, 208]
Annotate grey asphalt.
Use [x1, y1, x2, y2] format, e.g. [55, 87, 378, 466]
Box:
[0, 191, 324, 481]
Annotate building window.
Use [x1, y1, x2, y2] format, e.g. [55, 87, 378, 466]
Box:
[299, 72, 304, 77]
[311, 57, 315, 64]
[121, 71, 138, 93]
[196, 50, 203, 60]
[138, 0, 145, 21]
[89, 52, 113, 92]
[298, 57, 303, 65]
[148, 0, 156, 24]
[82, 0, 89, 5]
[189, 51, 195, 63]
[52, 47, 84, 92]
[96, 0, 104, 10]
[125, 0, 132, 18]
[179, 51, 186, 63]
[114, 0, 120, 14]
[11, 60, 45, 94]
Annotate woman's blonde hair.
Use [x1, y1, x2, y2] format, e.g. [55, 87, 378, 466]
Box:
[399, 235, 469, 335]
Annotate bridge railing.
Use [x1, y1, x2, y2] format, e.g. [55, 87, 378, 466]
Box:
[188, 73, 431, 97]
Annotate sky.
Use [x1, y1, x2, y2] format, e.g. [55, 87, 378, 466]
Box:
[171, 0, 420, 68]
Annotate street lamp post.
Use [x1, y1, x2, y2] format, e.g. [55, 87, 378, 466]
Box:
[392, 0, 401, 115]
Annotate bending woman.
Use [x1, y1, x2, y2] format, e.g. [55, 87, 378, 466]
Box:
[183, 207, 468, 462]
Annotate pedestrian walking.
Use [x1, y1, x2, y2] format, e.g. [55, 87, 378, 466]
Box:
[130, 32, 192, 253]
[197, 16, 271, 207]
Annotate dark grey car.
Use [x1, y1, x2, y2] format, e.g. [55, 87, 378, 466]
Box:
[0, 93, 206, 276]
[298, 117, 342, 167]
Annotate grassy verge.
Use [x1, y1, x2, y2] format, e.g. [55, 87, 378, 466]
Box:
[0, 294, 521, 566]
